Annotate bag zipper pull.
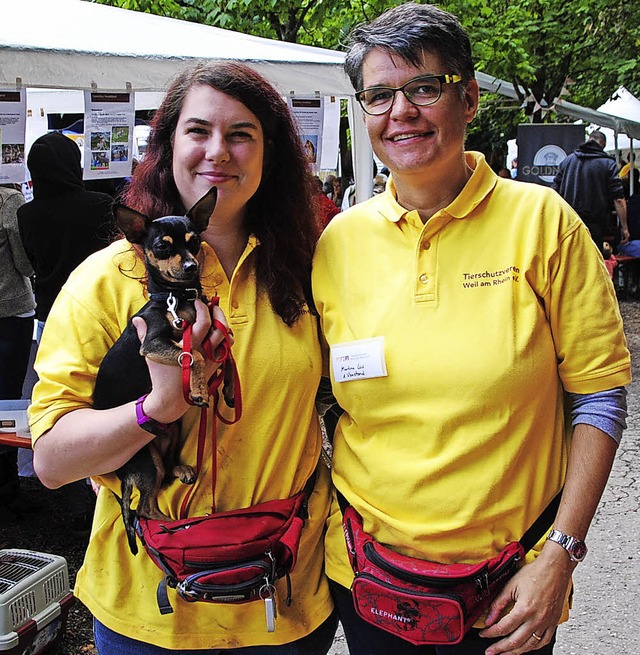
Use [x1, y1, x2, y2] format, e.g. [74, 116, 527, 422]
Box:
[260, 580, 277, 633]
[475, 571, 490, 599]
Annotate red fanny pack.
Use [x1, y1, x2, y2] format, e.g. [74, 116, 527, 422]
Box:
[132, 306, 313, 629]
[341, 493, 560, 646]
[136, 488, 310, 621]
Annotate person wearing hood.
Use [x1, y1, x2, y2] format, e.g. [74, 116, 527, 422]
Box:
[18, 131, 115, 341]
[552, 130, 629, 253]
[18, 131, 115, 534]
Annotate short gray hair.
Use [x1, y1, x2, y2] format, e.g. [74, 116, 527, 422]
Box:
[344, 3, 475, 93]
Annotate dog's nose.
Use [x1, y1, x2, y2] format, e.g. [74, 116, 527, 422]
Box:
[183, 260, 198, 274]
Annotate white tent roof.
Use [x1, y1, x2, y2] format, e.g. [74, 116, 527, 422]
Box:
[1, 0, 380, 196]
[0, 0, 518, 101]
[3, 0, 639, 190]
[0, 0, 352, 96]
[598, 86, 640, 122]
[595, 86, 640, 152]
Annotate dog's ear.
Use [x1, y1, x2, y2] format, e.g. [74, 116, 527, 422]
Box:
[113, 203, 151, 244]
[186, 187, 217, 233]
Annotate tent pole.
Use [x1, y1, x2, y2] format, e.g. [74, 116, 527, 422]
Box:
[347, 97, 374, 203]
[631, 138, 635, 196]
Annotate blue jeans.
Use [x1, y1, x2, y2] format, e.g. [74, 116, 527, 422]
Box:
[94, 611, 338, 655]
[330, 581, 556, 655]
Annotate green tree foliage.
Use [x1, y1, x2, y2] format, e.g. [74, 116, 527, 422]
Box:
[88, 0, 638, 158]
[91, 0, 638, 114]
[95, 0, 184, 18]
[443, 0, 639, 119]
[94, 0, 640, 120]
[91, 0, 405, 47]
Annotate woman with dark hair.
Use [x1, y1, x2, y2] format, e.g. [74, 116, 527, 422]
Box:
[28, 62, 336, 653]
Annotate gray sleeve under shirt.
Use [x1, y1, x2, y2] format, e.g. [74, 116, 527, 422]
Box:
[567, 387, 628, 445]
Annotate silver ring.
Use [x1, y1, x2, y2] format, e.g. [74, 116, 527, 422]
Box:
[177, 352, 194, 367]
[532, 631, 543, 641]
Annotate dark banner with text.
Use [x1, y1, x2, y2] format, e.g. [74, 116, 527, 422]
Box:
[517, 124, 585, 186]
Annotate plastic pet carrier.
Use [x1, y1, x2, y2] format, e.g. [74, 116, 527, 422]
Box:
[0, 549, 74, 654]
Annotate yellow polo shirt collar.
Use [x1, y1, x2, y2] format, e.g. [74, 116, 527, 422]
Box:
[378, 152, 498, 224]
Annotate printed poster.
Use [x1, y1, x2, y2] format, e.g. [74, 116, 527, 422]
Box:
[319, 96, 340, 171]
[83, 91, 135, 180]
[0, 89, 27, 184]
[288, 96, 324, 171]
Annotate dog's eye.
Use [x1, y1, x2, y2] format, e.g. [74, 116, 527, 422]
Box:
[187, 236, 201, 255]
[153, 241, 172, 258]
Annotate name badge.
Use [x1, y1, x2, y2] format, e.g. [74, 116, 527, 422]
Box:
[331, 337, 388, 382]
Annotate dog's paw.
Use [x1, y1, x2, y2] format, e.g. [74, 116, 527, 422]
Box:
[190, 395, 210, 408]
[174, 465, 197, 485]
[223, 390, 235, 408]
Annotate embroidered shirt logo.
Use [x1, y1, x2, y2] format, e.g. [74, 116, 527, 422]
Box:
[462, 266, 520, 289]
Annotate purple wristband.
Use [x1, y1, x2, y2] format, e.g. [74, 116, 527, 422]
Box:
[135, 394, 170, 435]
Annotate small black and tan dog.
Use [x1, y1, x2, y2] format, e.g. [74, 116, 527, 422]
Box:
[93, 187, 228, 554]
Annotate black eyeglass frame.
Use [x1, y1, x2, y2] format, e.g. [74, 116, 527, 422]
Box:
[355, 74, 463, 116]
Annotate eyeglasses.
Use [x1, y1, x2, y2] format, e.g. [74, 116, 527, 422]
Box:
[355, 74, 462, 116]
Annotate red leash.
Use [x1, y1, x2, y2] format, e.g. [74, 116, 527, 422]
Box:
[179, 296, 242, 517]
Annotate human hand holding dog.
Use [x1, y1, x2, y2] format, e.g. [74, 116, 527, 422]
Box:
[133, 299, 233, 424]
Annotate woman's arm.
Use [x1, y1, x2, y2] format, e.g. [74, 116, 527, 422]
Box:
[480, 423, 618, 655]
[33, 300, 230, 488]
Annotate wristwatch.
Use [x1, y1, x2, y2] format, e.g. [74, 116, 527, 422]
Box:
[547, 529, 588, 563]
[135, 394, 171, 436]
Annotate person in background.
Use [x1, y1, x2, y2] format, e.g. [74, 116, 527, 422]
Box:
[323, 174, 337, 202]
[552, 130, 629, 254]
[619, 153, 636, 180]
[313, 4, 630, 654]
[28, 61, 336, 654]
[372, 173, 388, 194]
[617, 168, 640, 257]
[314, 176, 341, 229]
[18, 131, 115, 534]
[340, 178, 357, 211]
[331, 177, 343, 207]
[18, 131, 115, 342]
[341, 168, 388, 212]
[0, 183, 36, 524]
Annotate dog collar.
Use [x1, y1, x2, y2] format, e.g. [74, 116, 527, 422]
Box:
[135, 394, 172, 437]
[149, 289, 199, 303]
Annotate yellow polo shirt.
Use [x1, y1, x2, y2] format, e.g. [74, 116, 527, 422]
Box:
[30, 238, 332, 649]
[312, 152, 630, 593]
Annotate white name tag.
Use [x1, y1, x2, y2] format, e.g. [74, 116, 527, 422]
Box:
[331, 337, 388, 382]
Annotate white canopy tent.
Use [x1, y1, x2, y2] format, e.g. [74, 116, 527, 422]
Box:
[0, 0, 376, 197]
[596, 86, 640, 155]
[3, 0, 640, 198]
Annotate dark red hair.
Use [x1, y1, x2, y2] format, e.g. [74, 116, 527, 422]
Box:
[123, 61, 319, 325]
